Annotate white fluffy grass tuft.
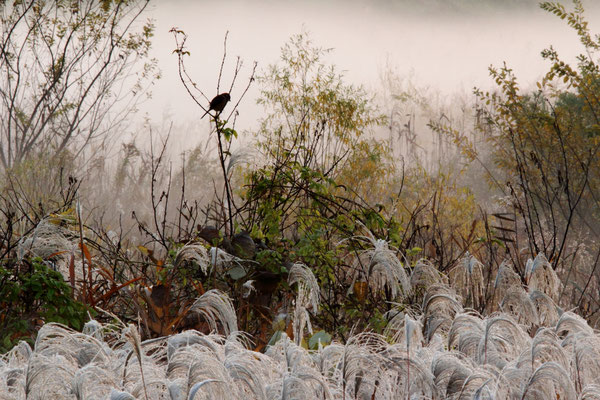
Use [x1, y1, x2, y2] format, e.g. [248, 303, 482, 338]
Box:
[288, 263, 321, 345]
[190, 289, 239, 336]
[3, 256, 600, 399]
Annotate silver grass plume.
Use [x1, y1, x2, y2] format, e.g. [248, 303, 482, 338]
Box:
[4, 339, 32, 365]
[25, 353, 77, 398]
[226, 147, 255, 176]
[555, 311, 593, 337]
[500, 285, 539, 326]
[190, 289, 239, 336]
[265, 334, 332, 399]
[431, 352, 493, 398]
[110, 389, 136, 400]
[224, 350, 268, 399]
[561, 331, 600, 391]
[34, 323, 111, 367]
[529, 290, 561, 327]
[288, 263, 320, 312]
[384, 314, 437, 399]
[166, 331, 224, 362]
[516, 328, 569, 373]
[281, 371, 333, 400]
[448, 312, 485, 359]
[494, 260, 522, 291]
[421, 284, 463, 342]
[520, 361, 576, 400]
[580, 384, 600, 400]
[209, 246, 244, 274]
[492, 261, 523, 313]
[122, 324, 149, 400]
[410, 258, 448, 288]
[17, 218, 75, 259]
[478, 314, 529, 368]
[499, 363, 532, 399]
[288, 263, 320, 345]
[339, 333, 386, 399]
[17, 218, 76, 276]
[72, 364, 118, 399]
[525, 253, 561, 302]
[347, 232, 410, 299]
[383, 352, 437, 398]
[383, 312, 423, 349]
[471, 377, 497, 399]
[450, 252, 485, 310]
[83, 319, 104, 340]
[174, 243, 212, 274]
[168, 344, 232, 398]
[188, 379, 224, 399]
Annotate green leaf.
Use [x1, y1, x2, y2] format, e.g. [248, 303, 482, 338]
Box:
[228, 265, 247, 280]
[267, 330, 284, 349]
[309, 330, 332, 349]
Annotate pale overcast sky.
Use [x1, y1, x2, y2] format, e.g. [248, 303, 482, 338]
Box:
[135, 0, 600, 150]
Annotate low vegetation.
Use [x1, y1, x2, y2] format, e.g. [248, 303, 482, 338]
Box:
[1, 255, 595, 399]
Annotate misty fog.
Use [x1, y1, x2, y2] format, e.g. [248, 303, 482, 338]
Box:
[140, 0, 600, 152]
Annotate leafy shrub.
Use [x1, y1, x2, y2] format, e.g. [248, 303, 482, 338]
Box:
[0, 257, 90, 352]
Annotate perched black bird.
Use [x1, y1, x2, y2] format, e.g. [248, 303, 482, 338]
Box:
[230, 231, 256, 259]
[201, 92, 231, 118]
[198, 225, 222, 246]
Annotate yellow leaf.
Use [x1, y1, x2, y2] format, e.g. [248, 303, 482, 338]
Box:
[354, 281, 368, 302]
[138, 245, 149, 256]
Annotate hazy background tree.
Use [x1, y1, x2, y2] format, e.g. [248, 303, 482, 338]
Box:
[434, 0, 600, 318]
[0, 0, 158, 170]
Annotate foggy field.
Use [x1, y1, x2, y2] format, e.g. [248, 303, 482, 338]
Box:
[3, 0, 600, 399]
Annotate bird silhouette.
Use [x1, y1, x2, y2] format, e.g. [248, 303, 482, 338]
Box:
[201, 92, 231, 119]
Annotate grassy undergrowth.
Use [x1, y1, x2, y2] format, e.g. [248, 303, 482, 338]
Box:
[1, 253, 596, 399]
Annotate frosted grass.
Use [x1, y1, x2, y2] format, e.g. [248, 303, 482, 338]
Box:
[2, 253, 598, 399]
